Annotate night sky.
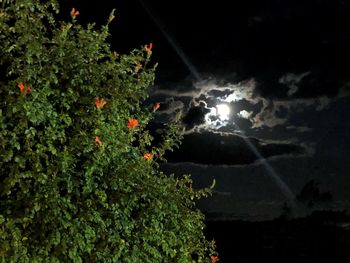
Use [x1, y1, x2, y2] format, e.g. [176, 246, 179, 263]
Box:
[73, 0, 350, 221]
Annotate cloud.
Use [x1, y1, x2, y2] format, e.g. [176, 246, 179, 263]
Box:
[279, 71, 311, 96]
[158, 97, 185, 114]
[153, 78, 259, 104]
[182, 101, 211, 129]
[165, 131, 307, 166]
[153, 97, 186, 123]
[152, 78, 261, 132]
[286, 126, 313, 133]
[288, 70, 349, 99]
[251, 99, 288, 128]
[237, 110, 253, 120]
[250, 93, 350, 129]
[151, 72, 350, 133]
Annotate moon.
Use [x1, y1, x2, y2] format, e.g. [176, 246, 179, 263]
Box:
[216, 104, 230, 120]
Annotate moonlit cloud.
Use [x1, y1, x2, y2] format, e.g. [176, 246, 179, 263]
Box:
[279, 71, 311, 96]
[237, 110, 253, 119]
[148, 73, 350, 171]
[157, 98, 185, 115]
[153, 77, 259, 104]
[151, 71, 350, 135]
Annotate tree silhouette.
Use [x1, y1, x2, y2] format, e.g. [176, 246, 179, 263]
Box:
[296, 179, 333, 208]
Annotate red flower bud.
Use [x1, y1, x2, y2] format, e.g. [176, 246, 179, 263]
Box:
[210, 255, 219, 263]
[127, 118, 139, 129]
[95, 136, 102, 146]
[95, 97, 107, 109]
[143, 153, 153, 160]
[70, 7, 80, 17]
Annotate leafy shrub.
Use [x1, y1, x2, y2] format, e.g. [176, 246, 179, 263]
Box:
[0, 0, 217, 262]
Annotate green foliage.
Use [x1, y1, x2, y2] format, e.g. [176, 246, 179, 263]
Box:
[0, 0, 217, 262]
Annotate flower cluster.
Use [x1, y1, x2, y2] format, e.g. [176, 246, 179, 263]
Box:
[93, 98, 158, 162]
[18, 82, 31, 94]
[95, 97, 107, 110]
[70, 7, 80, 18]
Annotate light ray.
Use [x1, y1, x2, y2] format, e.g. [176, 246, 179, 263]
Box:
[138, 0, 202, 81]
[239, 130, 298, 211]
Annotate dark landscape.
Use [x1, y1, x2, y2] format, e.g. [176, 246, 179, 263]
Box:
[204, 210, 350, 262]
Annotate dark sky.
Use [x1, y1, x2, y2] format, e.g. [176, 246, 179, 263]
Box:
[72, 0, 350, 221]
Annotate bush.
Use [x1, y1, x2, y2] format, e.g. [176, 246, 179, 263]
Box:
[0, 0, 217, 262]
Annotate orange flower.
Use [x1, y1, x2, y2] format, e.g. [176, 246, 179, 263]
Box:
[134, 63, 142, 73]
[127, 118, 139, 129]
[95, 136, 102, 146]
[95, 97, 107, 110]
[70, 7, 80, 17]
[210, 255, 219, 263]
[143, 153, 153, 160]
[144, 42, 153, 53]
[153, 102, 160, 112]
[18, 82, 30, 94]
[18, 82, 25, 92]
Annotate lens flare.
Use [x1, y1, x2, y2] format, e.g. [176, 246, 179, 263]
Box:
[138, 0, 201, 81]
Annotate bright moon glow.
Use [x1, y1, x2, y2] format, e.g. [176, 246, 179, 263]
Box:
[216, 104, 230, 120]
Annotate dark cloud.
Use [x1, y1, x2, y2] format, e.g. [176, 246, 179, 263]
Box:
[165, 132, 306, 166]
[182, 102, 211, 129]
[253, 70, 349, 102]
[293, 70, 347, 98]
[207, 89, 232, 98]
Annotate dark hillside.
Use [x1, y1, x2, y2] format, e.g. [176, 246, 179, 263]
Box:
[204, 211, 350, 262]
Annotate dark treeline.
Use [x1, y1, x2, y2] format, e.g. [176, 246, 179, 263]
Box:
[204, 210, 350, 263]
